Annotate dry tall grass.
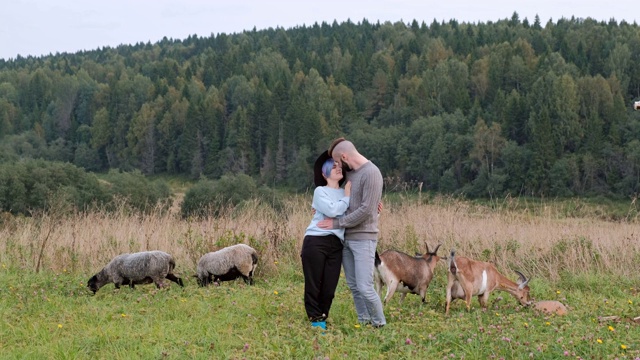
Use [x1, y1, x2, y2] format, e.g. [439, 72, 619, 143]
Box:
[0, 195, 638, 282]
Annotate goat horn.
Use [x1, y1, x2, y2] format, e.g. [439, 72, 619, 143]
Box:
[433, 243, 442, 254]
[424, 242, 430, 253]
[515, 270, 530, 289]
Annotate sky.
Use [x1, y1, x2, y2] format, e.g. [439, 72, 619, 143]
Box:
[1, 0, 637, 60]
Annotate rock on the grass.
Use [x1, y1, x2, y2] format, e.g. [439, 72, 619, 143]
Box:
[532, 300, 568, 315]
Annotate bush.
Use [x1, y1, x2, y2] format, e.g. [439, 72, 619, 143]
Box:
[180, 179, 217, 219]
[102, 170, 172, 213]
[0, 159, 108, 215]
[181, 174, 281, 218]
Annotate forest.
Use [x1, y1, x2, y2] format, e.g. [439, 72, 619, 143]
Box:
[1, 12, 640, 200]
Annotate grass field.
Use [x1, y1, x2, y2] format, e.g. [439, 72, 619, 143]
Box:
[1, 195, 639, 359]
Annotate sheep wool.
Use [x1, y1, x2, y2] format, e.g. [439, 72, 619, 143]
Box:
[88, 250, 184, 293]
[196, 244, 258, 286]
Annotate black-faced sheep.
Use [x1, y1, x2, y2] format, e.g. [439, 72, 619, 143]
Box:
[196, 244, 258, 286]
[87, 250, 184, 294]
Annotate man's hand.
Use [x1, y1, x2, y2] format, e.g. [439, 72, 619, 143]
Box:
[317, 218, 335, 229]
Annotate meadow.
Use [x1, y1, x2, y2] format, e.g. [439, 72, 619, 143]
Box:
[0, 195, 639, 359]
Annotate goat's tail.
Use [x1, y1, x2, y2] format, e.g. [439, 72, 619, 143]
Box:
[374, 251, 381, 267]
[449, 249, 457, 275]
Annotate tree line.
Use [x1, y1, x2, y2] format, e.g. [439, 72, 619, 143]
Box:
[1, 13, 640, 198]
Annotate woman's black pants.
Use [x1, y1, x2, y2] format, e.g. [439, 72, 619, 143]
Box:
[301, 234, 343, 322]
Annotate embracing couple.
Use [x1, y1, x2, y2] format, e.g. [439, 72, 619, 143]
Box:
[300, 137, 386, 330]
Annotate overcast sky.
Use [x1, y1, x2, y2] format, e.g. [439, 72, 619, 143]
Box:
[1, 0, 637, 60]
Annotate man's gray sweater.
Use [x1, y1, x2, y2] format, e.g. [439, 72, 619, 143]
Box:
[333, 161, 383, 241]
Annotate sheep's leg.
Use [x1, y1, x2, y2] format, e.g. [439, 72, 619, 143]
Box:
[241, 274, 254, 285]
[166, 273, 184, 287]
[153, 277, 166, 289]
[113, 275, 124, 289]
[121, 277, 134, 289]
[196, 275, 207, 287]
[248, 268, 255, 285]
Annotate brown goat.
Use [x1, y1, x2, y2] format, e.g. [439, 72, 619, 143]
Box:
[374, 243, 443, 304]
[445, 250, 531, 315]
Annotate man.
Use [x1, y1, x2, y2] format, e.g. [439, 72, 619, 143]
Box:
[317, 138, 386, 328]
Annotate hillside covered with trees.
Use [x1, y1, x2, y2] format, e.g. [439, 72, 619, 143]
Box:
[1, 13, 640, 198]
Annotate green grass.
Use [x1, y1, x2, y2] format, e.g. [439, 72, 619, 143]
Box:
[1, 265, 638, 359]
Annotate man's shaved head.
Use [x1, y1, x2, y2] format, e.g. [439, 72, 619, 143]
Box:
[331, 140, 356, 161]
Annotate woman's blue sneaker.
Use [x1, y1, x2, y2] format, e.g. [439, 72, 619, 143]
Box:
[311, 321, 327, 330]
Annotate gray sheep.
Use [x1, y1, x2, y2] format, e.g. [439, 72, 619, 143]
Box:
[196, 244, 258, 286]
[87, 250, 184, 294]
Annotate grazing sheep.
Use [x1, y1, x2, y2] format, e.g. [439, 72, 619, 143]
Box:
[196, 244, 258, 286]
[374, 243, 444, 304]
[87, 250, 184, 294]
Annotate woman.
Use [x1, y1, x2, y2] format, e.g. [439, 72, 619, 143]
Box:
[301, 150, 351, 330]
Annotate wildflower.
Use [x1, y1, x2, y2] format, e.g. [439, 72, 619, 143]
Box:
[354, 324, 361, 328]
[621, 344, 627, 350]
[121, 313, 127, 317]
[556, 290, 561, 294]
[273, 291, 278, 295]
[608, 325, 614, 332]
[495, 312, 500, 316]
[405, 338, 413, 345]
[545, 322, 551, 326]
[629, 300, 633, 305]
[58, 324, 62, 328]
[524, 322, 529, 328]
[274, 261, 278, 265]
[597, 339, 603, 344]
[563, 351, 569, 356]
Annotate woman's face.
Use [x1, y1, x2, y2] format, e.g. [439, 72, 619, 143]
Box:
[326, 161, 343, 181]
